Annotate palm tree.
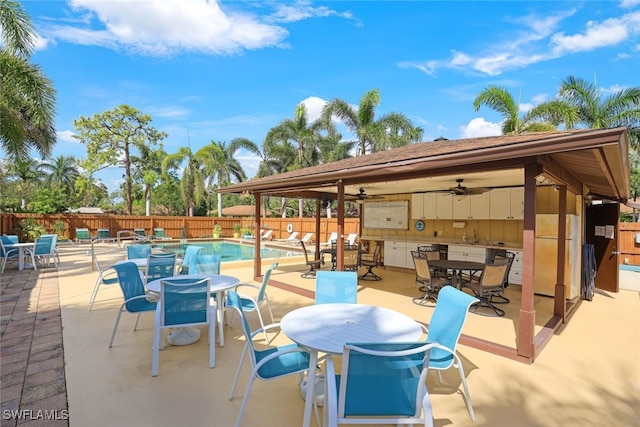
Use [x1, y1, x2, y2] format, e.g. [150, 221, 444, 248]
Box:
[557, 76, 640, 147]
[162, 147, 204, 216]
[265, 104, 328, 169]
[196, 138, 260, 216]
[0, 0, 56, 161]
[321, 88, 423, 156]
[472, 85, 567, 135]
[9, 158, 45, 209]
[40, 155, 80, 198]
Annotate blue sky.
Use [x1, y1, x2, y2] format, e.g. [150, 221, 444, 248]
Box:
[18, 0, 640, 193]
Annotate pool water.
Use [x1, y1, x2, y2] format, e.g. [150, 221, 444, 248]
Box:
[154, 241, 299, 262]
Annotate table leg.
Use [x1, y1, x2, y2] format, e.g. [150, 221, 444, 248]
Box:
[302, 351, 318, 427]
[18, 248, 24, 271]
[216, 291, 225, 347]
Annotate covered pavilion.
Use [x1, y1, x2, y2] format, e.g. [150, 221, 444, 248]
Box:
[218, 128, 631, 363]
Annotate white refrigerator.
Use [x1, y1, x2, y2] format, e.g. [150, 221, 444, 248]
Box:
[534, 214, 581, 298]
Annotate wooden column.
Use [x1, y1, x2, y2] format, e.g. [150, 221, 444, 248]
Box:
[554, 185, 568, 319]
[517, 164, 537, 361]
[336, 180, 345, 271]
[254, 192, 262, 279]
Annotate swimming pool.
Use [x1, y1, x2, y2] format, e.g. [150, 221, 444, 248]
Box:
[153, 241, 300, 262]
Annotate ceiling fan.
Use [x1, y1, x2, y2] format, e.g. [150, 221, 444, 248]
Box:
[348, 188, 384, 203]
[449, 178, 491, 196]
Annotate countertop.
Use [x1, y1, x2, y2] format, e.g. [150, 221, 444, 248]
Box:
[359, 235, 523, 251]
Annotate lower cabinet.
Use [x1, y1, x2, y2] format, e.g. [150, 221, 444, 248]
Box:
[383, 240, 407, 268]
[447, 245, 487, 263]
[507, 250, 523, 285]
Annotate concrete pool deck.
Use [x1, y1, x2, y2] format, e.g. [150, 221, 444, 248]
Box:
[1, 241, 639, 426]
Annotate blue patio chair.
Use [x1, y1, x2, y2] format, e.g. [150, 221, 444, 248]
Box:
[180, 245, 203, 275]
[315, 270, 358, 304]
[2, 234, 19, 244]
[40, 234, 60, 267]
[231, 262, 278, 343]
[152, 276, 215, 376]
[109, 262, 158, 348]
[0, 239, 19, 274]
[424, 285, 479, 422]
[226, 290, 313, 427]
[88, 254, 119, 310]
[324, 342, 437, 427]
[126, 244, 152, 260]
[32, 235, 55, 269]
[191, 253, 221, 275]
[145, 253, 177, 283]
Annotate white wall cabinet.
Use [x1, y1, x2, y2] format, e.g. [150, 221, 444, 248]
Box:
[411, 193, 452, 219]
[452, 192, 491, 219]
[489, 187, 524, 219]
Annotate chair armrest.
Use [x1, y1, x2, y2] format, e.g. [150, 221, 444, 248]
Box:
[249, 321, 283, 338]
[234, 283, 260, 295]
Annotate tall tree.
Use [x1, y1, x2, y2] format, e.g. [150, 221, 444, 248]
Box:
[557, 76, 640, 147]
[40, 155, 79, 199]
[162, 146, 204, 216]
[473, 85, 568, 135]
[321, 88, 423, 156]
[132, 145, 166, 216]
[73, 105, 167, 214]
[0, 0, 57, 161]
[197, 138, 260, 216]
[8, 158, 45, 209]
[265, 104, 326, 169]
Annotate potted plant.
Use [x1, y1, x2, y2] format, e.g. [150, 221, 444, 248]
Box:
[213, 224, 223, 239]
[241, 226, 252, 239]
[233, 223, 241, 238]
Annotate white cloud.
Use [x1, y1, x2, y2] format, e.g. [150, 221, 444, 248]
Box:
[551, 12, 640, 54]
[268, 0, 358, 24]
[620, 0, 640, 8]
[56, 129, 78, 143]
[38, 0, 354, 56]
[401, 9, 640, 77]
[300, 96, 328, 122]
[460, 118, 502, 139]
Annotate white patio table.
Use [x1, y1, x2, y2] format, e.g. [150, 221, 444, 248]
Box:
[146, 274, 239, 347]
[280, 303, 424, 427]
[6, 242, 36, 271]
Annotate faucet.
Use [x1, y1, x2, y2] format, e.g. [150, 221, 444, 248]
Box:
[472, 229, 478, 244]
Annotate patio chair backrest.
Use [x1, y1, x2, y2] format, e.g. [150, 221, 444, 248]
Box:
[192, 254, 221, 275]
[154, 228, 167, 238]
[316, 271, 358, 304]
[33, 235, 54, 256]
[127, 244, 152, 260]
[146, 253, 177, 282]
[2, 235, 19, 245]
[255, 262, 278, 304]
[326, 232, 338, 245]
[112, 262, 155, 313]
[328, 342, 435, 425]
[181, 245, 203, 275]
[159, 277, 210, 327]
[426, 286, 478, 369]
[76, 228, 90, 240]
[97, 229, 112, 239]
[411, 251, 433, 282]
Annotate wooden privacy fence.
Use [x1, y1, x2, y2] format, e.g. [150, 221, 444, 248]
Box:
[0, 213, 359, 245]
[619, 222, 640, 265]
